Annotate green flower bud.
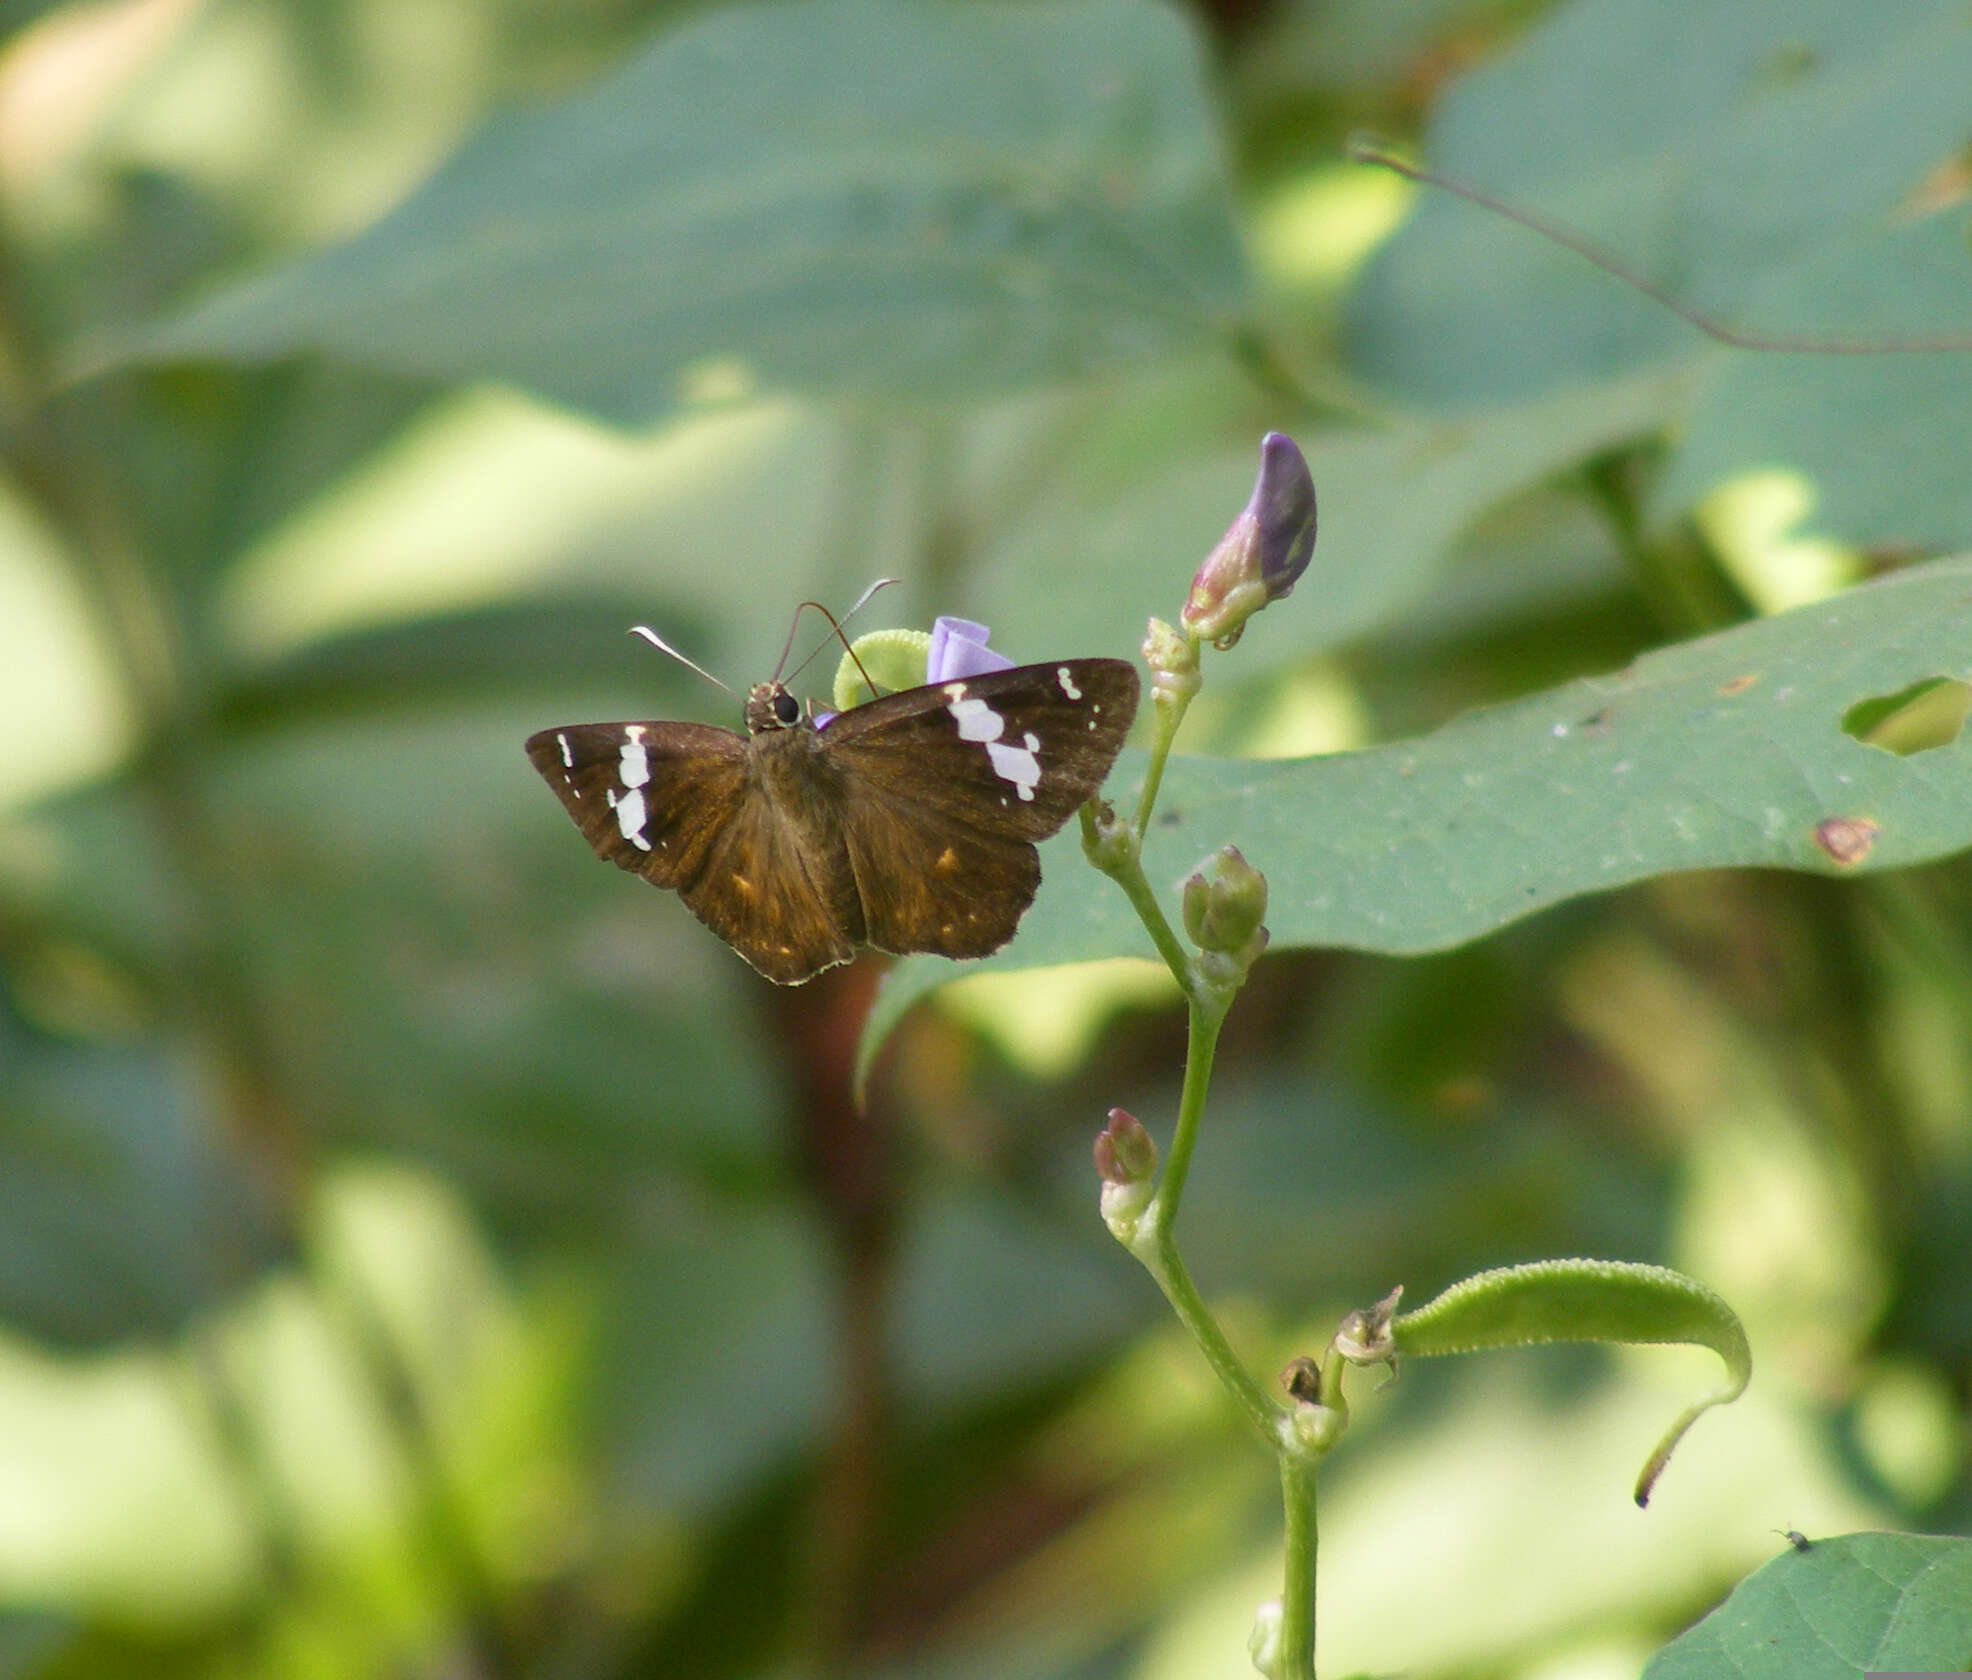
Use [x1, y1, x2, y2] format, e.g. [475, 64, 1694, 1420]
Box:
[1181, 845, 1269, 956]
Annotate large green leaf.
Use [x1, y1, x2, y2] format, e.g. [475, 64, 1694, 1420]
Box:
[1344, 0, 1972, 546]
[1643, 1532, 1972, 1679]
[132, 0, 1248, 423]
[865, 556, 1972, 1060]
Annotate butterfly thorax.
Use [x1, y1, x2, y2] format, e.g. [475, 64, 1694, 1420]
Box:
[741, 683, 847, 842]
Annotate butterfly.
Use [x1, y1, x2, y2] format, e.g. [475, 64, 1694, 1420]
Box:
[525, 658, 1140, 983]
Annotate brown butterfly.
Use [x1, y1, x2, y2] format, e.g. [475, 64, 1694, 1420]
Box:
[525, 658, 1139, 983]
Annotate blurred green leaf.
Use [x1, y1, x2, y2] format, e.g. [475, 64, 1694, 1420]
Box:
[1165, 1065, 1670, 1303]
[0, 1017, 288, 1347]
[889, 1186, 1147, 1407]
[1642, 1532, 1972, 1678]
[1345, 0, 1972, 543]
[134, 0, 1249, 423]
[868, 555, 1972, 1060]
[603, 1201, 831, 1514]
[47, 363, 436, 612]
[0, 1, 66, 46]
[15, 701, 786, 1244]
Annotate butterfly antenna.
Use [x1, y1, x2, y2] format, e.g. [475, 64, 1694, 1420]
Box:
[628, 625, 734, 695]
[1348, 133, 1972, 355]
[775, 579, 900, 694]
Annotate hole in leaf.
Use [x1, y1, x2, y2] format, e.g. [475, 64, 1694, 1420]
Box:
[1841, 677, 1972, 757]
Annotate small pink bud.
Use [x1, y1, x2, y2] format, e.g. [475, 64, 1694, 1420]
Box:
[1093, 1107, 1158, 1185]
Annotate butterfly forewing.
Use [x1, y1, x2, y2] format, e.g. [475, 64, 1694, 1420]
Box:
[820, 658, 1139, 840]
[820, 657, 1138, 960]
[525, 721, 745, 885]
[527, 717, 864, 982]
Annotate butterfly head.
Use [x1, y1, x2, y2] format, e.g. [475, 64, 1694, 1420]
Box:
[744, 681, 805, 735]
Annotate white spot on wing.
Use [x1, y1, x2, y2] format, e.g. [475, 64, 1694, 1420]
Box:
[616, 788, 652, 851]
[950, 689, 1041, 798]
[947, 692, 1002, 743]
[1057, 666, 1081, 700]
[619, 737, 651, 789]
[987, 731, 1042, 801]
[556, 732, 574, 767]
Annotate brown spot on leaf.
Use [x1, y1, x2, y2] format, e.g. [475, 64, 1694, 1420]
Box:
[1813, 817, 1880, 866]
[1718, 674, 1759, 696]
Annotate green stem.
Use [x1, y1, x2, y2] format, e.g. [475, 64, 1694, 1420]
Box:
[1132, 669, 1196, 836]
[1080, 803, 1193, 994]
[1125, 993, 1278, 1444]
[1277, 1454, 1319, 1680]
[1132, 732, 1175, 837]
[1130, 1222, 1279, 1444]
[1156, 994, 1222, 1218]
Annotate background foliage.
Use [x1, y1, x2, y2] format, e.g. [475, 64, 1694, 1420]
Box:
[0, 0, 1968, 1676]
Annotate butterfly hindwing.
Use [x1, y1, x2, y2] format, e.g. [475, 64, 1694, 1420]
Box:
[677, 735, 863, 983]
[838, 791, 1041, 960]
[819, 657, 1137, 962]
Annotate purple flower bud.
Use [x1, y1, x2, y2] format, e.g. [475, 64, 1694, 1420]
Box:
[1096, 1107, 1157, 1233]
[1181, 433, 1317, 649]
[927, 617, 1013, 683]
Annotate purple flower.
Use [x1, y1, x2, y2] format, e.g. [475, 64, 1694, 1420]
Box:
[815, 617, 1011, 728]
[927, 617, 1014, 683]
[1181, 433, 1317, 648]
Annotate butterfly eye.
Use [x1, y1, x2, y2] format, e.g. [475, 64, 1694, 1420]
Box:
[773, 690, 801, 726]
